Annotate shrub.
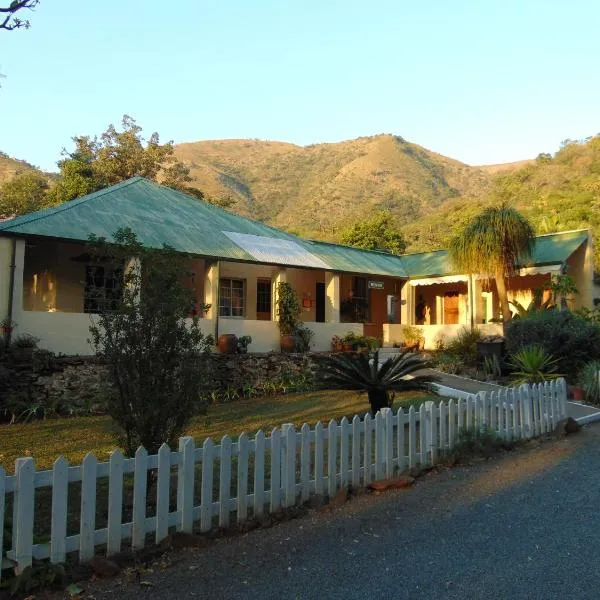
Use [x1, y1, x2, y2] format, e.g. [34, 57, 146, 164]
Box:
[508, 344, 562, 384]
[504, 310, 600, 380]
[450, 426, 511, 463]
[434, 352, 463, 374]
[445, 327, 484, 366]
[578, 360, 600, 404]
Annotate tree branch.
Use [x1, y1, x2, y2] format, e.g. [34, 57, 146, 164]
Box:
[0, 0, 39, 31]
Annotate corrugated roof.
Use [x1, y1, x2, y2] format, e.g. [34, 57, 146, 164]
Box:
[0, 178, 589, 278]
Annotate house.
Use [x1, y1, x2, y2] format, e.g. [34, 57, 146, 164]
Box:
[0, 177, 594, 354]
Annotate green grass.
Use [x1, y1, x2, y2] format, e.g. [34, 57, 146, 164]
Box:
[0, 389, 437, 471]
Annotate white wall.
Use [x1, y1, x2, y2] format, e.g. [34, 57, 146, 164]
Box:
[383, 323, 504, 350]
[308, 322, 364, 352]
[218, 318, 280, 353]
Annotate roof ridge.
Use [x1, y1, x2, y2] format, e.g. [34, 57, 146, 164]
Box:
[0, 177, 143, 231]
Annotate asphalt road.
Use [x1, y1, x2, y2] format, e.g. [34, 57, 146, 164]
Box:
[79, 425, 600, 600]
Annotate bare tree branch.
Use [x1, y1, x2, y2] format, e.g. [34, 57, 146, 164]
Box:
[0, 0, 39, 31]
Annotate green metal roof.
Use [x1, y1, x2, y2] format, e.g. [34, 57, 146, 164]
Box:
[0, 177, 589, 279]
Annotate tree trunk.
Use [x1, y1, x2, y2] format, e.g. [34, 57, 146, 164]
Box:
[495, 271, 512, 324]
[368, 389, 389, 415]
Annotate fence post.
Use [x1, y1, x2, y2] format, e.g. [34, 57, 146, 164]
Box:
[200, 438, 214, 532]
[382, 408, 394, 478]
[374, 411, 384, 480]
[14, 457, 34, 573]
[521, 384, 534, 439]
[425, 402, 437, 465]
[327, 420, 337, 498]
[50, 457, 69, 564]
[79, 453, 97, 563]
[559, 378, 568, 419]
[177, 436, 195, 533]
[132, 446, 148, 550]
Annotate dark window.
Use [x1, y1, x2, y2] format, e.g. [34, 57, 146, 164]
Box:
[219, 278, 245, 317]
[256, 279, 272, 319]
[84, 264, 123, 313]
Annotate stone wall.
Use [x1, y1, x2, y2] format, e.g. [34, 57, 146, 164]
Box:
[0, 351, 324, 420]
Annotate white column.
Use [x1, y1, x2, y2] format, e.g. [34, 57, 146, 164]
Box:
[203, 260, 220, 320]
[324, 271, 340, 323]
[125, 257, 141, 304]
[0, 237, 13, 323]
[273, 269, 287, 323]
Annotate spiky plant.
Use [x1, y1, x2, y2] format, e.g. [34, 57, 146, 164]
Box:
[508, 344, 562, 384]
[449, 205, 535, 323]
[315, 350, 436, 414]
[578, 360, 600, 404]
[509, 288, 555, 319]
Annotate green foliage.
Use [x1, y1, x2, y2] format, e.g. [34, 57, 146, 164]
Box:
[450, 426, 510, 463]
[10, 333, 39, 348]
[4, 562, 66, 596]
[482, 354, 502, 379]
[316, 350, 434, 414]
[88, 228, 214, 456]
[338, 211, 407, 255]
[276, 281, 301, 335]
[0, 170, 51, 217]
[48, 115, 203, 205]
[504, 310, 600, 380]
[508, 344, 562, 384]
[445, 326, 484, 366]
[577, 361, 600, 404]
[509, 288, 555, 318]
[434, 352, 463, 375]
[449, 205, 535, 321]
[549, 274, 579, 309]
[400, 325, 425, 347]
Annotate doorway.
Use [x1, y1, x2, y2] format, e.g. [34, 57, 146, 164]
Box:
[443, 291, 459, 324]
[316, 282, 325, 322]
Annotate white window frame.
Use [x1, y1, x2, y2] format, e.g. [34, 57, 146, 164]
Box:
[219, 278, 246, 318]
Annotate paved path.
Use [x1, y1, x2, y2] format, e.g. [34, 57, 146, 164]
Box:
[80, 424, 600, 600]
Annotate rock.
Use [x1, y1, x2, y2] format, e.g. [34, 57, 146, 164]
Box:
[90, 556, 121, 577]
[368, 476, 415, 492]
[564, 417, 582, 434]
[329, 487, 349, 508]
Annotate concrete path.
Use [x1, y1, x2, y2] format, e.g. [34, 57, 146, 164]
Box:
[77, 424, 600, 600]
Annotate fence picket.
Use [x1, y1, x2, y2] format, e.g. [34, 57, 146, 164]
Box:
[219, 436, 232, 528]
[510, 388, 518, 440]
[107, 450, 124, 556]
[132, 446, 148, 550]
[200, 438, 214, 532]
[363, 414, 372, 485]
[178, 437, 195, 533]
[253, 431, 265, 518]
[427, 403, 437, 464]
[300, 423, 311, 502]
[466, 396, 473, 431]
[457, 398, 464, 432]
[314, 422, 324, 496]
[383, 408, 394, 478]
[419, 403, 428, 466]
[408, 406, 416, 469]
[397, 409, 405, 471]
[448, 399, 456, 448]
[328, 420, 337, 497]
[0, 468, 4, 581]
[237, 433, 249, 523]
[14, 458, 34, 572]
[282, 425, 296, 508]
[156, 444, 171, 544]
[270, 429, 281, 511]
[351, 415, 361, 489]
[50, 457, 68, 564]
[374, 412, 384, 480]
[79, 453, 97, 562]
[439, 402, 447, 453]
[340, 417, 350, 488]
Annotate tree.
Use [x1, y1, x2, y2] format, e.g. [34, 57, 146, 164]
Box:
[49, 115, 203, 204]
[338, 211, 406, 255]
[88, 228, 214, 456]
[315, 350, 434, 414]
[0, 170, 50, 217]
[1, 0, 38, 31]
[449, 205, 535, 323]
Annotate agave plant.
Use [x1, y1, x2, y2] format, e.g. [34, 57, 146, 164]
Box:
[316, 350, 436, 414]
[508, 344, 563, 384]
[577, 360, 600, 404]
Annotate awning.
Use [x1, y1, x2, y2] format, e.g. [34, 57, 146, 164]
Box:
[408, 275, 469, 287]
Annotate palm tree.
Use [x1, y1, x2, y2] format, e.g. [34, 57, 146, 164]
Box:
[449, 205, 535, 323]
[315, 350, 435, 414]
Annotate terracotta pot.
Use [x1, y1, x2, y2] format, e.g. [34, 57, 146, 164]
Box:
[280, 334, 300, 353]
[571, 386, 585, 401]
[342, 343, 353, 352]
[217, 334, 238, 354]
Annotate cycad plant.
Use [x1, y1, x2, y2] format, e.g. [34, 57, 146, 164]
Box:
[577, 360, 600, 404]
[508, 345, 562, 385]
[316, 350, 435, 414]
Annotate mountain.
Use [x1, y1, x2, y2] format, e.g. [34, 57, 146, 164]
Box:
[0, 152, 40, 180]
[174, 134, 494, 239]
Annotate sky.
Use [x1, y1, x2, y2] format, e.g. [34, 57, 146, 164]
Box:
[0, 0, 599, 172]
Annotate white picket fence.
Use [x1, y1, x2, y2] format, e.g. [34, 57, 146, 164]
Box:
[0, 379, 567, 576]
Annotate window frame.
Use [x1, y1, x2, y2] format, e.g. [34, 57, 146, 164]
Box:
[219, 277, 246, 318]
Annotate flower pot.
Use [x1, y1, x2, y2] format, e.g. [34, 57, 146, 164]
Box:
[342, 343, 353, 352]
[281, 334, 300, 353]
[217, 334, 238, 354]
[571, 386, 585, 401]
[476, 340, 504, 363]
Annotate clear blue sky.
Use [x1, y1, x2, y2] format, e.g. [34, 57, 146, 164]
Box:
[1, 0, 599, 171]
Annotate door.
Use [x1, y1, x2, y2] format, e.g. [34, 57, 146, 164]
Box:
[444, 291, 459, 324]
[316, 282, 325, 323]
[256, 279, 272, 321]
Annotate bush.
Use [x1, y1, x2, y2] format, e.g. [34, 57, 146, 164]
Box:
[445, 327, 484, 366]
[578, 360, 600, 404]
[504, 310, 600, 380]
[434, 352, 463, 374]
[508, 344, 562, 384]
[450, 426, 511, 463]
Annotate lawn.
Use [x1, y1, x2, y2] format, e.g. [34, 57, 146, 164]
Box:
[0, 389, 437, 471]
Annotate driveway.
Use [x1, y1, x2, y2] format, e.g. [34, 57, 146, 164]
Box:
[76, 425, 600, 600]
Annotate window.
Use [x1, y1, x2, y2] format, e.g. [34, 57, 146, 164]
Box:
[84, 264, 123, 313]
[219, 278, 245, 317]
[256, 279, 272, 320]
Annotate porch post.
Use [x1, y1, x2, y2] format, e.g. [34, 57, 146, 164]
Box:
[125, 257, 141, 304]
[401, 282, 413, 325]
[203, 260, 220, 320]
[324, 271, 340, 323]
[273, 269, 287, 323]
[7, 239, 25, 340]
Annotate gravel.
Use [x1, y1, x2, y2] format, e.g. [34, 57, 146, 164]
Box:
[73, 426, 600, 600]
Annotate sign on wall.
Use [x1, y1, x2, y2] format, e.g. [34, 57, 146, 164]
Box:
[368, 280, 385, 290]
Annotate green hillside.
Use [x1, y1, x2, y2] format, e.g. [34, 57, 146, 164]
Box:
[0, 152, 39, 180]
[174, 134, 493, 238]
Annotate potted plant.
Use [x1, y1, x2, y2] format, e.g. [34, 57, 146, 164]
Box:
[217, 333, 239, 354]
[276, 282, 303, 352]
[401, 325, 424, 351]
[237, 335, 252, 354]
[331, 335, 342, 352]
[10, 333, 39, 362]
[340, 331, 357, 352]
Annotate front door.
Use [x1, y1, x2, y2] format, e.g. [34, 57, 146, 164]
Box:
[315, 282, 325, 323]
[444, 292, 459, 324]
